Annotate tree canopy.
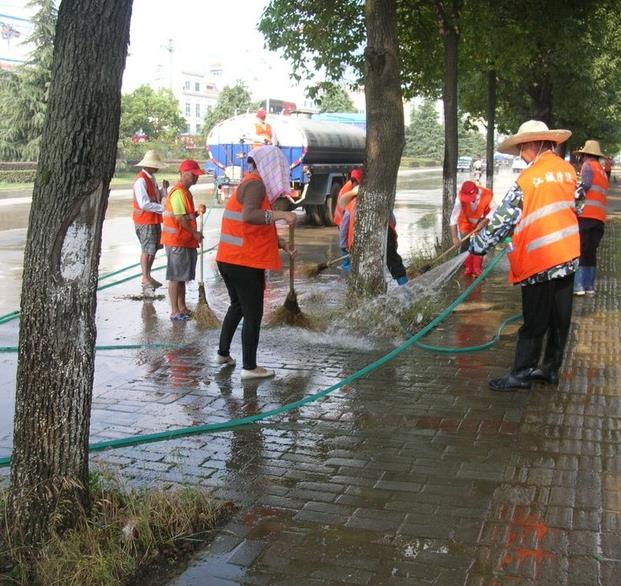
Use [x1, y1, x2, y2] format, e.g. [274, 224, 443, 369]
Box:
[0, 0, 57, 160]
[316, 84, 356, 112]
[119, 85, 185, 140]
[201, 81, 256, 138]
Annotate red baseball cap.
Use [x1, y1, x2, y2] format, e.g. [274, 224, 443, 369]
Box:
[459, 180, 478, 203]
[179, 159, 205, 176]
[256, 108, 266, 120]
[350, 168, 363, 183]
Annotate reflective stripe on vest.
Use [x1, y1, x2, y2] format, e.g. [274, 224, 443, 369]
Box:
[513, 200, 575, 234]
[216, 172, 281, 270]
[509, 151, 580, 284]
[526, 223, 579, 253]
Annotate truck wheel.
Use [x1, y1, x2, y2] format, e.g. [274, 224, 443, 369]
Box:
[305, 204, 323, 226]
[323, 182, 342, 227]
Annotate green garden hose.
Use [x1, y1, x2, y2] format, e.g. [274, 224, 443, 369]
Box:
[0, 249, 518, 468]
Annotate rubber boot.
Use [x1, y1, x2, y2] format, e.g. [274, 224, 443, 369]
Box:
[512, 335, 544, 373]
[463, 253, 473, 276]
[573, 267, 585, 295]
[528, 327, 569, 384]
[583, 266, 596, 294]
[471, 254, 484, 277]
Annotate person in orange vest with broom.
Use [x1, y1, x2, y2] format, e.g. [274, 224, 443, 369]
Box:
[216, 145, 297, 380]
[161, 159, 206, 321]
[334, 168, 363, 270]
[449, 180, 494, 277]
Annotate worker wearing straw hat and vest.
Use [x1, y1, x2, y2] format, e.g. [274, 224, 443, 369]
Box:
[253, 108, 273, 148]
[470, 120, 583, 392]
[572, 139, 608, 296]
[450, 180, 494, 277]
[216, 145, 297, 380]
[161, 160, 207, 321]
[132, 150, 169, 291]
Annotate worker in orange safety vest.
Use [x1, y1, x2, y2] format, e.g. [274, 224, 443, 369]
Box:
[253, 108, 273, 147]
[449, 180, 494, 277]
[572, 140, 608, 295]
[470, 120, 581, 393]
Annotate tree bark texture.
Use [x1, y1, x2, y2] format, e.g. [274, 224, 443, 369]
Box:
[9, 0, 133, 545]
[350, 0, 404, 297]
[486, 69, 496, 191]
[438, 2, 460, 248]
[529, 71, 553, 126]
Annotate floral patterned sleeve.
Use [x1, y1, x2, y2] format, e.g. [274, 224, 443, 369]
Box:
[469, 183, 523, 254]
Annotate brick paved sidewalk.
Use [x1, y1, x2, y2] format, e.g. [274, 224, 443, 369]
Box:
[0, 192, 619, 585]
[160, 220, 619, 583]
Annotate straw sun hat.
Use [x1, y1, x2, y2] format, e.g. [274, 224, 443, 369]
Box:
[573, 139, 606, 158]
[135, 150, 166, 169]
[497, 120, 572, 156]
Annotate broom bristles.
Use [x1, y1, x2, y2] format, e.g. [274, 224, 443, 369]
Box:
[267, 304, 317, 329]
[302, 262, 327, 279]
[194, 283, 220, 328]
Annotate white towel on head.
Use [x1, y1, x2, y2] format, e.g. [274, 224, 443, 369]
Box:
[248, 145, 290, 203]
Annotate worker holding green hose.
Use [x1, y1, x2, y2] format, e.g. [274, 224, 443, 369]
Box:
[469, 120, 583, 392]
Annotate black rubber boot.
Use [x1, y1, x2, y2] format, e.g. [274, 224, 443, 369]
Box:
[489, 370, 532, 392]
[524, 367, 559, 385]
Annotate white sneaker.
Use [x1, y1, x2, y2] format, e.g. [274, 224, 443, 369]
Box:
[585, 290, 596, 296]
[241, 367, 275, 380]
[215, 354, 236, 367]
[574, 290, 585, 296]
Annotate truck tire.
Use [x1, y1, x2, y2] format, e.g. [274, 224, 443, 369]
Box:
[305, 204, 323, 226]
[323, 181, 342, 227]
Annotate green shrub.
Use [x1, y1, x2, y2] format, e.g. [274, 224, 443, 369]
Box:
[0, 169, 37, 183]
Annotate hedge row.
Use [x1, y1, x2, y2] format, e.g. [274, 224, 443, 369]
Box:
[0, 169, 37, 183]
[0, 161, 38, 171]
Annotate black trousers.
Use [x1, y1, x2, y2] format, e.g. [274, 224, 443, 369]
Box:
[513, 274, 574, 373]
[578, 218, 604, 266]
[386, 227, 406, 280]
[217, 262, 265, 370]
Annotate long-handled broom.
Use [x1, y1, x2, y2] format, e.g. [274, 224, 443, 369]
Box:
[194, 213, 221, 328]
[303, 253, 350, 278]
[413, 232, 472, 275]
[268, 225, 314, 328]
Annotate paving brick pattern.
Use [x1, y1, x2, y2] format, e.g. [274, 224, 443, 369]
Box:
[1, 206, 619, 584]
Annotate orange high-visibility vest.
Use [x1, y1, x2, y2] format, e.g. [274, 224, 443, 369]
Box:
[132, 170, 162, 225]
[458, 186, 493, 235]
[581, 159, 608, 222]
[216, 172, 281, 270]
[254, 121, 273, 147]
[334, 180, 353, 227]
[160, 182, 198, 248]
[346, 198, 357, 251]
[508, 151, 580, 284]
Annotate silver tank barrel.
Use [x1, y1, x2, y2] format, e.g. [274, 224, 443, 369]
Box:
[288, 118, 365, 165]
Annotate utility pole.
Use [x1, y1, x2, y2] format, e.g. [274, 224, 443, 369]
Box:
[162, 38, 174, 90]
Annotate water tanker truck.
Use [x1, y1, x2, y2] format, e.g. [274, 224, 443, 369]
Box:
[205, 113, 365, 226]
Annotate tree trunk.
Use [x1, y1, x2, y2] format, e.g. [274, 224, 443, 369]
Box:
[438, 5, 460, 248]
[9, 0, 133, 546]
[486, 69, 496, 191]
[529, 71, 553, 126]
[350, 0, 404, 297]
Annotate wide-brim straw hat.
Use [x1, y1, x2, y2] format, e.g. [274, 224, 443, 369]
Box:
[573, 139, 606, 158]
[497, 120, 572, 156]
[135, 150, 166, 169]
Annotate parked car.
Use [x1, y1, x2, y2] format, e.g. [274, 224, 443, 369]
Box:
[512, 157, 527, 173]
[457, 156, 473, 172]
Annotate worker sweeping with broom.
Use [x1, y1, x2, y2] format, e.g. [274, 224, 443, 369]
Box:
[215, 145, 297, 381]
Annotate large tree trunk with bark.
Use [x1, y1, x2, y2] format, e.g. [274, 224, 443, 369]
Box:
[437, 1, 460, 248]
[350, 0, 404, 297]
[486, 69, 496, 190]
[529, 71, 553, 126]
[9, 0, 133, 546]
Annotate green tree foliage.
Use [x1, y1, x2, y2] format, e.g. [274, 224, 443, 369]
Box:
[119, 85, 185, 140]
[201, 82, 256, 138]
[0, 0, 57, 161]
[405, 99, 444, 159]
[316, 84, 356, 112]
